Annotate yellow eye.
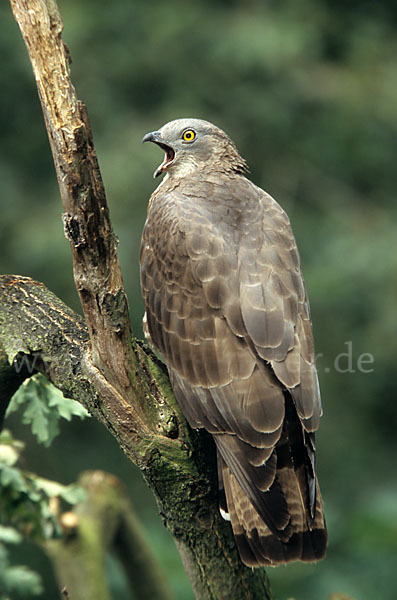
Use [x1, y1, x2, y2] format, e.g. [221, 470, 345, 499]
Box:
[182, 129, 196, 142]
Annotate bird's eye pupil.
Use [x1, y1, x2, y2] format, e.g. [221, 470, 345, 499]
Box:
[183, 129, 196, 142]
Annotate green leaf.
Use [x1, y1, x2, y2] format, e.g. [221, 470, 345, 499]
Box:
[33, 477, 86, 505]
[32, 477, 66, 498]
[22, 394, 50, 444]
[59, 483, 87, 505]
[0, 444, 20, 467]
[0, 526, 22, 545]
[7, 377, 51, 444]
[6, 374, 89, 447]
[0, 430, 24, 450]
[2, 564, 43, 596]
[0, 464, 28, 493]
[0, 433, 85, 542]
[46, 383, 90, 420]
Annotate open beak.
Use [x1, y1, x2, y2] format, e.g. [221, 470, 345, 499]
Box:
[142, 131, 176, 178]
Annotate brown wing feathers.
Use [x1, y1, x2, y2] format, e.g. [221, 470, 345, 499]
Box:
[140, 170, 327, 566]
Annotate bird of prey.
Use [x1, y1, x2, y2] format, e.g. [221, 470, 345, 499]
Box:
[140, 118, 327, 566]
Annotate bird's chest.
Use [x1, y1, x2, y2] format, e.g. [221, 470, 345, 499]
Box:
[143, 195, 186, 268]
[149, 187, 257, 244]
[142, 184, 266, 295]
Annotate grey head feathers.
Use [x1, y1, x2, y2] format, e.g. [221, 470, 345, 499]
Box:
[142, 118, 247, 179]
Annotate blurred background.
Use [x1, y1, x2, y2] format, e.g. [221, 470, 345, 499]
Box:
[1, 0, 397, 598]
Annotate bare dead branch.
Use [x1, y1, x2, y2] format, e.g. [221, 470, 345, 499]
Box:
[9, 0, 137, 402]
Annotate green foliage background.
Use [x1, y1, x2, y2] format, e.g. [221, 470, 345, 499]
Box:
[1, 0, 397, 598]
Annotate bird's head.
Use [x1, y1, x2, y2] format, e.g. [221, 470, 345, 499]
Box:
[142, 118, 247, 179]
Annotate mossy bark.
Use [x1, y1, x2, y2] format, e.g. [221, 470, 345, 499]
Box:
[0, 275, 272, 599]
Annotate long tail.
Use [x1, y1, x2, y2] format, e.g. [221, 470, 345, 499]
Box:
[220, 458, 327, 566]
[217, 397, 327, 566]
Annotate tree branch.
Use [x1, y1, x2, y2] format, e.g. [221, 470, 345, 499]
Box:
[4, 1, 273, 597]
[10, 0, 136, 400]
[0, 275, 271, 598]
[45, 470, 171, 600]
